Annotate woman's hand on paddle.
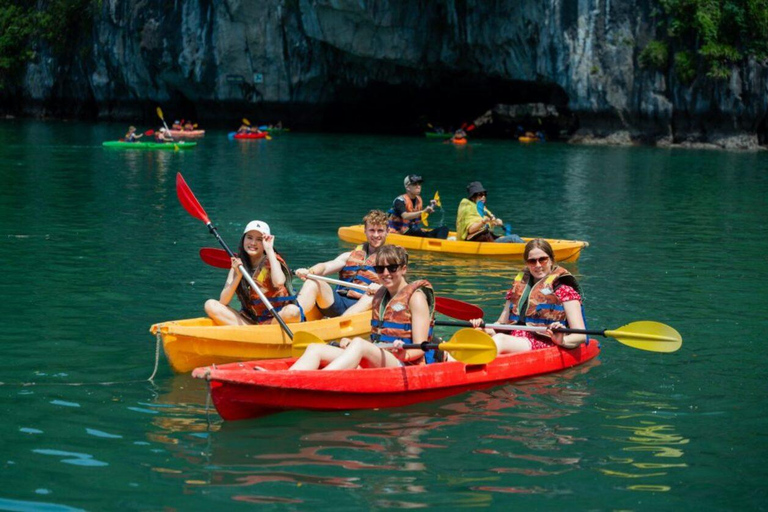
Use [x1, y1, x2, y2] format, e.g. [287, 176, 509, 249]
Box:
[295, 268, 309, 280]
[230, 256, 244, 275]
[366, 283, 381, 295]
[262, 234, 275, 254]
[391, 339, 406, 355]
[470, 317, 495, 335]
[546, 322, 565, 345]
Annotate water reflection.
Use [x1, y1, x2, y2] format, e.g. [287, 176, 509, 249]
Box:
[596, 391, 689, 492]
[146, 362, 600, 505]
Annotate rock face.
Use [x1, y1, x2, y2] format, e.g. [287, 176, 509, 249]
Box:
[3, 0, 767, 147]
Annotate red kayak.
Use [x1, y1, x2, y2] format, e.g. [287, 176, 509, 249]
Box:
[192, 340, 600, 421]
[233, 132, 267, 139]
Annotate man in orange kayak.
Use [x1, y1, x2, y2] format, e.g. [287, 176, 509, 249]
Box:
[293, 210, 388, 317]
[388, 175, 449, 239]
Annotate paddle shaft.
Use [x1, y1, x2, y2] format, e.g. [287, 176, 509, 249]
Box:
[435, 320, 603, 336]
[302, 272, 367, 291]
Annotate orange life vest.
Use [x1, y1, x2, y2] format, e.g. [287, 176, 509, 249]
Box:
[388, 194, 423, 233]
[238, 254, 298, 324]
[506, 267, 581, 327]
[370, 280, 435, 343]
[336, 244, 380, 299]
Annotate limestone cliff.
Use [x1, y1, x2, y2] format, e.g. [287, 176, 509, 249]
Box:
[3, 0, 766, 148]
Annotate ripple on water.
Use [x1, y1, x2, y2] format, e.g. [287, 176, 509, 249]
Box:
[32, 449, 108, 467]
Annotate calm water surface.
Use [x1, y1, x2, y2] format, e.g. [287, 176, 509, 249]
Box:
[1, 121, 766, 510]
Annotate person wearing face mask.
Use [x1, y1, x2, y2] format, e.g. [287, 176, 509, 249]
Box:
[387, 175, 449, 239]
[289, 245, 434, 371]
[204, 221, 302, 326]
[456, 181, 524, 243]
[469, 238, 587, 353]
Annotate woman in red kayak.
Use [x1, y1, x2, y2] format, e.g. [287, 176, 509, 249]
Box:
[470, 238, 586, 353]
[204, 221, 302, 326]
[290, 245, 434, 370]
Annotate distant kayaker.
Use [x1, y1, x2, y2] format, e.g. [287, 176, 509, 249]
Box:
[236, 124, 251, 134]
[124, 126, 143, 142]
[290, 245, 434, 370]
[456, 181, 524, 243]
[204, 221, 304, 326]
[183, 120, 195, 131]
[450, 128, 467, 144]
[155, 128, 174, 143]
[388, 175, 449, 239]
[172, 120, 183, 131]
[293, 210, 388, 317]
[469, 238, 586, 354]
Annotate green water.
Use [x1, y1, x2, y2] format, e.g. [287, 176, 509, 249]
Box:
[1, 120, 767, 510]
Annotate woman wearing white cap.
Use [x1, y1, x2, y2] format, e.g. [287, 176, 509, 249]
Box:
[204, 221, 303, 325]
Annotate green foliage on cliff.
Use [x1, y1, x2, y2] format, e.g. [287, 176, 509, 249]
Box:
[647, 0, 768, 81]
[639, 41, 670, 69]
[0, 0, 100, 90]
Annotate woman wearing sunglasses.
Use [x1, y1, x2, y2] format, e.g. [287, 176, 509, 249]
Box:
[290, 245, 434, 370]
[470, 238, 586, 353]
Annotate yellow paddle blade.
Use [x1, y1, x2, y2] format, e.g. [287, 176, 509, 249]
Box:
[156, 106, 164, 120]
[242, 118, 251, 126]
[421, 211, 429, 226]
[174, 144, 179, 152]
[604, 321, 682, 353]
[434, 190, 441, 208]
[439, 328, 497, 365]
[291, 331, 326, 358]
[266, 135, 272, 140]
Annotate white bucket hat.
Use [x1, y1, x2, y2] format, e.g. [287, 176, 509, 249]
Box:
[243, 220, 270, 236]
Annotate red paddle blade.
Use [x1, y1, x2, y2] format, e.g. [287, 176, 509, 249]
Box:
[145, 129, 155, 136]
[176, 173, 210, 224]
[435, 297, 484, 321]
[466, 124, 476, 131]
[200, 248, 231, 269]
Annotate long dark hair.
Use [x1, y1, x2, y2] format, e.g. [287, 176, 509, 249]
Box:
[233, 234, 293, 308]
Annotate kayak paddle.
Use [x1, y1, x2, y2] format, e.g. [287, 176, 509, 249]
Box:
[291, 328, 497, 365]
[156, 107, 174, 141]
[435, 320, 682, 353]
[176, 173, 293, 339]
[198, 248, 485, 321]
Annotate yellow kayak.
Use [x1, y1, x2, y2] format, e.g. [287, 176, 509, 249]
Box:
[149, 311, 372, 373]
[338, 225, 588, 261]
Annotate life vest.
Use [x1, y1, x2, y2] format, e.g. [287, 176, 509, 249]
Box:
[506, 267, 581, 327]
[238, 254, 300, 324]
[370, 280, 435, 344]
[336, 243, 379, 299]
[388, 194, 423, 233]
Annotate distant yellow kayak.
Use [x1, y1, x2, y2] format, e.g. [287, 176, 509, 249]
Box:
[150, 311, 372, 373]
[338, 225, 588, 261]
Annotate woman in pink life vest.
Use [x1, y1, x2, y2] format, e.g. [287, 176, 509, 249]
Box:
[470, 238, 587, 353]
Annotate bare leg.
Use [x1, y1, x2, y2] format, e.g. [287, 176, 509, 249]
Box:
[276, 304, 302, 323]
[323, 338, 402, 370]
[289, 343, 345, 371]
[296, 280, 337, 311]
[342, 294, 373, 316]
[204, 299, 252, 326]
[493, 333, 532, 354]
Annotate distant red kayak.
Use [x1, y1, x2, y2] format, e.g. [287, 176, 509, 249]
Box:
[192, 340, 600, 421]
[232, 132, 267, 139]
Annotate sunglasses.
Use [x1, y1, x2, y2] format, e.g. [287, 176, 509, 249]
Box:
[526, 256, 550, 265]
[373, 263, 403, 274]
